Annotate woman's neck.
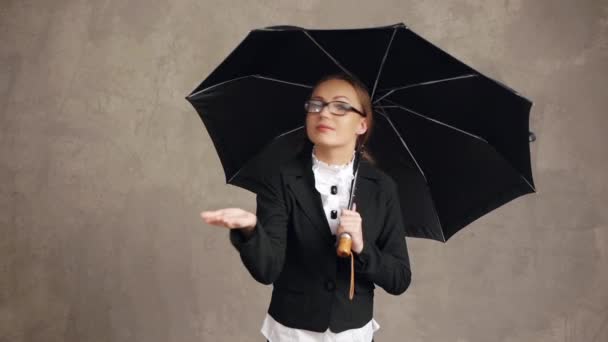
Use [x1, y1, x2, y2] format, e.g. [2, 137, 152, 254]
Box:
[313, 144, 356, 166]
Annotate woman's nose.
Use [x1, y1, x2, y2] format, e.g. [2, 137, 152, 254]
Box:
[319, 105, 332, 118]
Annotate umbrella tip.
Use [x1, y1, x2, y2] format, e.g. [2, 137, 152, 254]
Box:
[388, 22, 408, 30]
[261, 25, 304, 31]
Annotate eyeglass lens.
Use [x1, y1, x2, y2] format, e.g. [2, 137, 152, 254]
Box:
[305, 100, 351, 115]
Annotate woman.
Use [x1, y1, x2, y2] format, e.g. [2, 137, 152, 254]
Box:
[201, 72, 412, 341]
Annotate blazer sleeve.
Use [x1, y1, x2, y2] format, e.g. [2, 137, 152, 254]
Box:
[353, 176, 412, 295]
[228, 171, 289, 285]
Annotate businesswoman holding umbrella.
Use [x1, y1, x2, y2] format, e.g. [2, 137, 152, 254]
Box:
[201, 73, 412, 342]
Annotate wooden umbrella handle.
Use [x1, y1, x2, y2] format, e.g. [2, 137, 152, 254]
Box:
[336, 233, 355, 300]
[336, 233, 352, 257]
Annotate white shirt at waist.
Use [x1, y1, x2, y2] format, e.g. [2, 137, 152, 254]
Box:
[261, 312, 380, 342]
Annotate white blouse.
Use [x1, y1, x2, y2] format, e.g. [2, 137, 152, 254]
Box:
[261, 146, 380, 342]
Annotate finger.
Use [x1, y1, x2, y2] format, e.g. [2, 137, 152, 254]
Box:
[343, 203, 359, 215]
[200, 211, 213, 218]
[221, 215, 248, 229]
[202, 211, 230, 226]
[341, 216, 361, 224]
[201, 210, 223, 218]
[342, 204, 357, 215]
[222, 219, 236, 228]
[203, 214, 225, 225]
[203, 212, 225, 222]
[340, 209, 360, 218]
[201, 211, 215, 221]
[338, 230, 352, 237]
[341, 209, 355, 216]
[337, 220, 356, 232]
[339, 223, 360, 234]
[204, 217, 227, 227]
[340, 218, 362, 230]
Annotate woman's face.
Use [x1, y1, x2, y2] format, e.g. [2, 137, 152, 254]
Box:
[305, 79, 367, 149]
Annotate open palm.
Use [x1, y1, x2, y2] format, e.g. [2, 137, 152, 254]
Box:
[200, 208, 257, 229]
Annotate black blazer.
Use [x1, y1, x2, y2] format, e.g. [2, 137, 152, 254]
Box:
[229, 142, 412, 333]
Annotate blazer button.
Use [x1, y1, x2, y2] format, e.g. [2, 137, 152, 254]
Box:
[325, 280, 335, 291]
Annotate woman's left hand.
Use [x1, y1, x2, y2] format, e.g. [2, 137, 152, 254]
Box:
[336, 202, 364, 254]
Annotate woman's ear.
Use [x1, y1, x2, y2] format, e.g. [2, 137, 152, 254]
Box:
[357, 120, 368, 135]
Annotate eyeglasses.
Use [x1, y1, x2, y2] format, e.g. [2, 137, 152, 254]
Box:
[304, 99, 366, 117]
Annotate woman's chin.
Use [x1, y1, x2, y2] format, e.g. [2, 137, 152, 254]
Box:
[312, 141, 340, 149]
[308, 135, 333, 146]
[307, 130, 343, 148]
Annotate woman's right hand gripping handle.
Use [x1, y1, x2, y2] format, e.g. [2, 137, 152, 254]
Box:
[200, 208, 257, 238]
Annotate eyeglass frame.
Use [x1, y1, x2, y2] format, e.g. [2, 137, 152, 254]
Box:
[304, 99, 366, 117]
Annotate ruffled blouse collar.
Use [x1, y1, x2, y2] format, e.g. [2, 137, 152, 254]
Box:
[311, 146, 355, 196]
[311, 146, 355, 172]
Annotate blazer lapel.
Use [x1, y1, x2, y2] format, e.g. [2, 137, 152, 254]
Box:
[283, 141, 380, 245]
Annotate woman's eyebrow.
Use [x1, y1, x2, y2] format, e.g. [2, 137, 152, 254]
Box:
[310, 95, 351, 101]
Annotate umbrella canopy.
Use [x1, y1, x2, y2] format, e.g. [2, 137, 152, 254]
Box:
[186, 22, 536, 242]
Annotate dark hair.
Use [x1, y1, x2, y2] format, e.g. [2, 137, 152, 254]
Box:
[303, 72, 376, 165]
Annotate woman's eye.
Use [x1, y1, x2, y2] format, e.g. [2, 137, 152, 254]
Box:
[310, 102, 322, 109]
[305, 101, 320, 112]
[335, 103, 350, 111]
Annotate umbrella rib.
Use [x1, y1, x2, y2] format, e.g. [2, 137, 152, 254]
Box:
[375, 99, 489, 143]
[302, 31, 357, 79]
[377, 105, 447, 243]
[376, 106, 447, 241]
[371, 27, 397, 100]
[188, 75, 254, 98]
[375, 106, 427, 184]
[519, 172, 536, 191]
[227, 125, 305, 183]
[377, 100, 537, 192]
[188, 75, 312, 99]
[272, 125, 305, 141]
[372, 74, 479, 105]
[251, 75, 314, 89]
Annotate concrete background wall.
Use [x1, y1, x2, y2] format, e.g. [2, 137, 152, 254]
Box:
[1, 0, 607, 341]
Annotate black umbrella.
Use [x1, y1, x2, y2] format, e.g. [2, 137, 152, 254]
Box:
[185, 22, 536, 242]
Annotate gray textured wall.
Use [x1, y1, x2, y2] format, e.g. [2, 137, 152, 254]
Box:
[1, 0, 607, 341]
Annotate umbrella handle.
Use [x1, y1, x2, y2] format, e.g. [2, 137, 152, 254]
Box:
[337, 174, 357, 258]
[336, 144, 362, 258]
[335, 144, 363, 302]
[337, 233, 352, 257]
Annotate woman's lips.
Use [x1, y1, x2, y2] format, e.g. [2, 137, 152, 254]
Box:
[316, 125, 334, 131]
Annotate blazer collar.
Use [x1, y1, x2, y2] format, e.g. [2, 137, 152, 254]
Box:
[282, 141, 380, 244]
